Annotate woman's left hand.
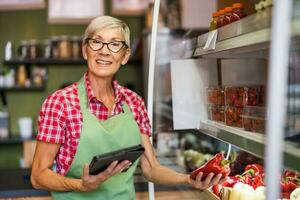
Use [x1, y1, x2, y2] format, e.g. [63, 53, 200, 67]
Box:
[187, 172, 225, 190]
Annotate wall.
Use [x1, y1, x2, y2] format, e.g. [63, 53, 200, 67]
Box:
[0, 1, 145, 168]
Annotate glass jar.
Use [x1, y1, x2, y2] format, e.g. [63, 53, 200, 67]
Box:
[18, 40, 30, 59]
[43, 39, 52, 59]
[17, 65, 27, 87]
[58, 35, 72, 59]
[223, 7, 233, 26]
[71, 36, 82, 59]
[209, 12, 220, 31]
[28, 40, 39, 59]
[216, 9, 226, 28]
[232, 3, 247, 19]
[51, 36, 60, 59]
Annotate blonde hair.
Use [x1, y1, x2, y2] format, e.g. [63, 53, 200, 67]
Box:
[83, 16, 130, 48]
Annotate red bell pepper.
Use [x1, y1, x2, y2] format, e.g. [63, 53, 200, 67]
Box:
[223, 176, 240, 187]
[243, 163, 264, 177]
[212, 176, 240, 197]
[284, 169, 297, 178]
[212, 184, 223, 197]
[190, 153, 234, 180]
[253, 174, 265, 189]
[237, 174, 253, 186]
[281, 192, 291, 199]
[281, 176, 299, 193]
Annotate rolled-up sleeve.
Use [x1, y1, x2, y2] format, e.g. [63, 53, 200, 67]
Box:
[36, 93, 66, 144]
[134, 97, 152, 136]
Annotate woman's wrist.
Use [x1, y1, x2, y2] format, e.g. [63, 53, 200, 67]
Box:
[184, 174, 192, 185]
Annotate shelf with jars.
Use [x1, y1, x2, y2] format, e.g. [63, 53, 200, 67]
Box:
[178, 7, 300, 60]
[0, 65, 47, 92]
[3, 35, 142, 67]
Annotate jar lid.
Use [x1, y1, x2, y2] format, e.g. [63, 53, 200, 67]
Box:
[60, 35, 70, 40]
[71, 35, 82, 40]
[43, 39, 51, 44]
[225, 7, 233, 12]
[212, 12, 220, 17]
[219, 9, 226, 15]
[51, 36, 60, 41]
[20, 40, 28, 45]
[28, 39, 37, 45]
[232, 3, 244, 9]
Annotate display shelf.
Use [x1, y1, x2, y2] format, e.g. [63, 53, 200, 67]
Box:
[3, 58, 87, 65]
[0, 136, 35, 144]
[199, 120, 300, 171]
[192, 8, 300, 59]
[0, 85, 45, 92]
[3, 58, 142, 66]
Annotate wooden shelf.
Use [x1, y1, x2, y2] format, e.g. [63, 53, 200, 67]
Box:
[3, 58, 142, 66]
[0, 136, 35, 144]
[3, 58, 86, 65]
[0, 85, 45, 92]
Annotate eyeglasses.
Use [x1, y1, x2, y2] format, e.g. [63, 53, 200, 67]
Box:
[86, 38, 127, 53]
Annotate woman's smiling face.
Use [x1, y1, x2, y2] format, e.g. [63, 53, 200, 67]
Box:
[82, 27, 131, 79]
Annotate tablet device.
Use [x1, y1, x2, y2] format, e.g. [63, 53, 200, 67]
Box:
[89, 144, 145, 175]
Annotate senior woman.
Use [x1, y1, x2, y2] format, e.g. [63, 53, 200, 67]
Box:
[31, 16, 224, 199]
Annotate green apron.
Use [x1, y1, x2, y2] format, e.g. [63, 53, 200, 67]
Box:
[51, 77, 142, 200]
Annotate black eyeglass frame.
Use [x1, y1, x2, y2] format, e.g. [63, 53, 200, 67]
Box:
[85, 38, 128, 53]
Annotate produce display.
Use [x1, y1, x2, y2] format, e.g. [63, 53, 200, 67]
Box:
[281, 170, 300, 199]
[208, 105, 225, 122]
[209, 3, 247, 30]
[210, 161, 300, 200]
[225, 106, 243, 127]
[207, 87, 225, 105]
[206, 85, 266, 132]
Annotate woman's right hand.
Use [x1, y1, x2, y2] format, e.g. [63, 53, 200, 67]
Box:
[80, 160, 131, 192]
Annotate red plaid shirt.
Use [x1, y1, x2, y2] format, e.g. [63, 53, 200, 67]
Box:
[37, 72, 151, 175]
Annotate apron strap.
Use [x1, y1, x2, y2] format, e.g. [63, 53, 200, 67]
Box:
[77, 77, 89, 116]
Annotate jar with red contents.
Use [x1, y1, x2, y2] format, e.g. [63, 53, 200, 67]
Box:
[216, 9, 226, 28]
[232, 3, 247, 19]
[209, 11, 220, 31]
[223, 7, 234, 26]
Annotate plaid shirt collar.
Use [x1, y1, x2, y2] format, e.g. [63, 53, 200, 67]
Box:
[84, 72, 125, 104]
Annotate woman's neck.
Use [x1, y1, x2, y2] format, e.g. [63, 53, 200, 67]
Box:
[88, 72, 115, 102]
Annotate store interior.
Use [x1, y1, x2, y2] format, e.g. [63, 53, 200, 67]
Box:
[0, 0, 300, 199]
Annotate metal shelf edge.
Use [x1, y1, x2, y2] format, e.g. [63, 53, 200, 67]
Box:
[199, 120, 265, 159]
[194, 28, 270, 58]
[199, 120, 300, 171]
